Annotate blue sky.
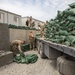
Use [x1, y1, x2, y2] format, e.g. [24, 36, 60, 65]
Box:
[0, 0, 75, 22]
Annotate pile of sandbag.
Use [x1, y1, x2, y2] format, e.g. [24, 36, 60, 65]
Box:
[45, 2, 75, 47]
[14, 53, 38, 64]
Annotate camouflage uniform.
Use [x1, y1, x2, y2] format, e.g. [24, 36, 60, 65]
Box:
[10, 40, 23, 56]
[38, 24, 45, 38]
[29, 32, 35, 50]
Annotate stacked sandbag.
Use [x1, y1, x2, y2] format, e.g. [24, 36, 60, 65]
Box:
[21, 44, 30, 52]
[45, 2, 75, 47]
[14, 53, 38, 64]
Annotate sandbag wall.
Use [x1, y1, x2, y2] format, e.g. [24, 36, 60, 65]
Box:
[45, 2, 75, 47]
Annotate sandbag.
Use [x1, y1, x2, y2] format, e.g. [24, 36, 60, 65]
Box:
[63, 8, 70, 15]
[71, 30, 75, 35]
[69, 2, 75, 8]
[67, 23, 75, 29]
[25, 54, 38, 64]
[58, 30, 69, 36]
[66, 9, 75, 15]
[49, 39, 60, 43]
[57, 11, 63, 18]
[21, 44, 30, 52]
[66, 36, 75, 46]
[67, 16, 75, 22]
[45, 2, 75, 47]
[13, 53, 38, 64]
[64, 41, 70, 46]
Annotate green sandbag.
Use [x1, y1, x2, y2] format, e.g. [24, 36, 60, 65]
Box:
[67, 16, 75, 22]
[54, 20, 59, 23]
[13, 53, 38, 64]
[66, 9, 75, 15]
[21, 44, 30, 52]
[54, 35, 66, 43]
[67, 23, 75, 28]
[59, 36, 66, 41]
[66, 36, 75, 46]
[45, 2, 75, 47]
[25, 54, 38, 64]
[58, 30, 69, 36]
[49, 38, 60, 43]
[54, 35, 60, 39]
[69, 2, 75, 8]
[15, 54, 21, 61]
[35, 34, 41, 38]
[63, 8, 70, 15]
[64, 41, 70, 46]
[56, 11, 63, 20]
[71, 30, 75, 35]
[60, 20, 65, 25]
[13, 56, 21, 63]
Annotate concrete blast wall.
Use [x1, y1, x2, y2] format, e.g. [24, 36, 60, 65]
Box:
[0, 23, 10, 51]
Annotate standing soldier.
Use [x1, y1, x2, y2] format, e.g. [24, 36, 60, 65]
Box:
[29, 16, 33, 27]
[38, 21, 48, 38]
[26, 16, 29, 27]
[38, 23, 45, 38]
[32, 21, 35, 28]
[28, 31, 35, 50]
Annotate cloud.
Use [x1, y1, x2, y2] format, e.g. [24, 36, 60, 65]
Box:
[0, 0, 75, 21]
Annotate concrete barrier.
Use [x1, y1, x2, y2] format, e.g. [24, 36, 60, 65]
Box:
[0, 23, 13, 67]
[0, 23, 10, 51]
[57, 56, 75, 75]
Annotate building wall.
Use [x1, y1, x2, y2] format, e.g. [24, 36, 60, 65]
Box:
[0, 10, 7, 23]
[0, 9, 21, 26]
[21, 18, 27, 26]
[8, 13, 21, 26]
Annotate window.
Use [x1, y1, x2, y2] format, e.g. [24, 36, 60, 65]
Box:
[14, 16, 17, 22]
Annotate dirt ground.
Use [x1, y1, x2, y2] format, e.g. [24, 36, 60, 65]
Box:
[0, 50, 58, 75]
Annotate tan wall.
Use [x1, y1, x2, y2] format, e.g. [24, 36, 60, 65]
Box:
[9, 28, 27, 42]
[9, 28, 39, 43]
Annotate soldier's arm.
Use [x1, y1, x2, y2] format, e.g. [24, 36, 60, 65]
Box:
[18, 45, 22, 53]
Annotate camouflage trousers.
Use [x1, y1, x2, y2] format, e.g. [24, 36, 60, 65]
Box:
[29, 39, 35, 50]
[10, 45, 19, 56]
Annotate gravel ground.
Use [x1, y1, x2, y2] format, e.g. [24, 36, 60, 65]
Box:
[0, 50, 58, 75]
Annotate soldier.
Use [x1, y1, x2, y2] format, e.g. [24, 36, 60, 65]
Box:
[26, 16, 30, 27]
[38, 23, 45, 38]
[38, 21, 48, 38]
[28, 31, 35, 50]
[32, 21, 35, 27]
[10, 40, 25, 56]
[26, 19, 29, 27]
[29, 16, 33, 27]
